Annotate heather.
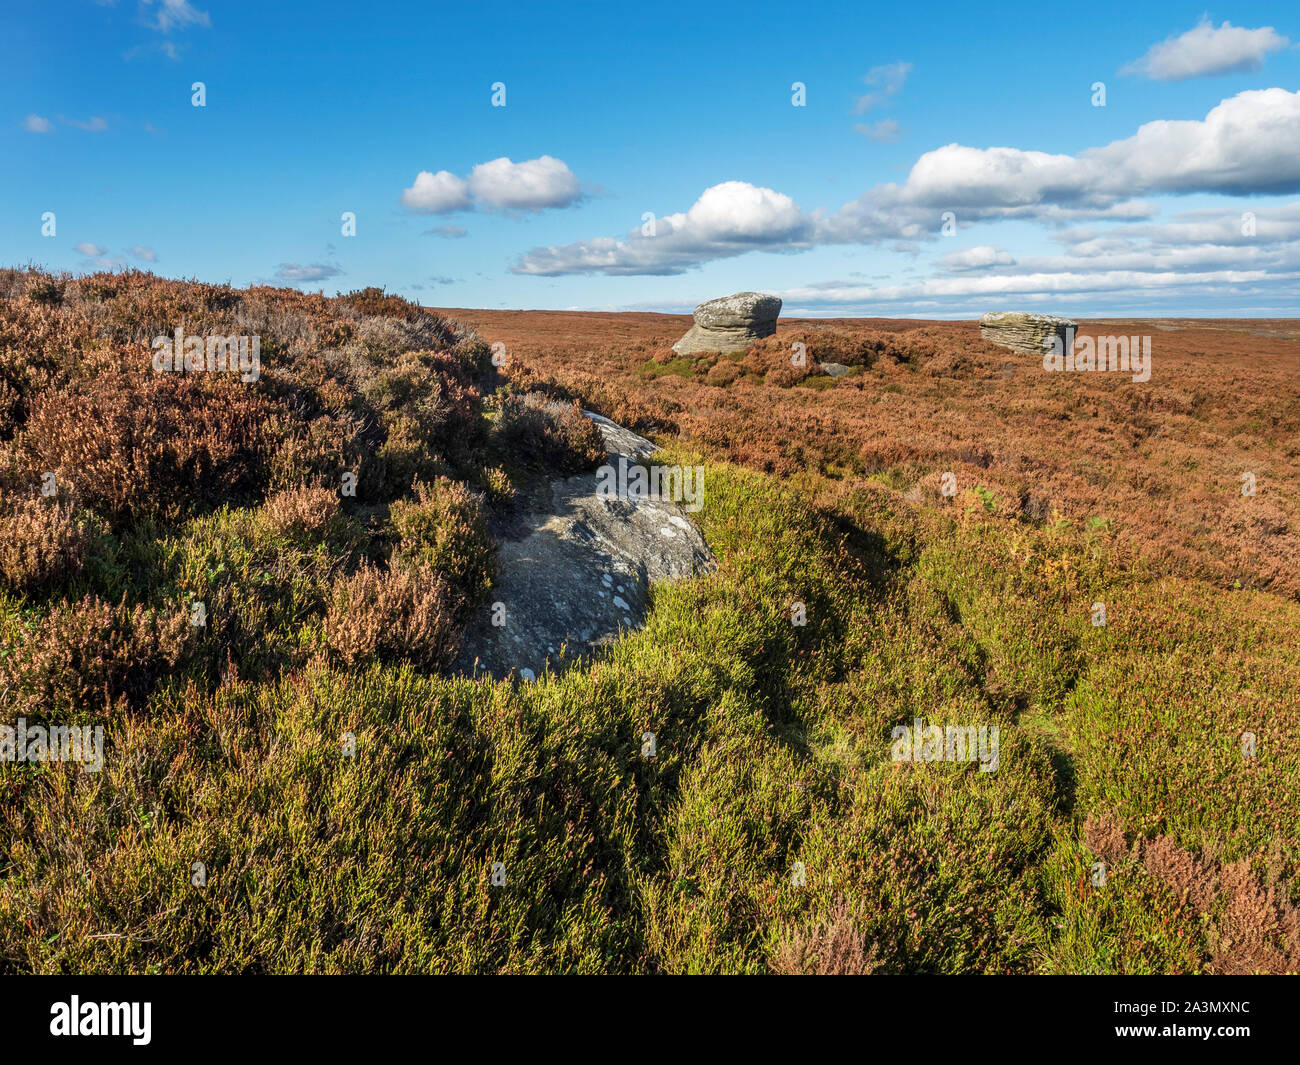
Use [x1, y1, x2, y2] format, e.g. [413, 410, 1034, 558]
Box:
[1, 271, 1297, 974]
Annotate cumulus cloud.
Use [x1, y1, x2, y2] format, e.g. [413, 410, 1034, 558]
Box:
[401, 156, 581, 215]
[825, 88, 1300, 240]
[129, 246, 158, 262]
[512, 180, 815, 276]
[401, 170, 472, 214]
[469, 155, 582, 211]
[514, 89, 1300, 276]
[23, 114, 52, 133]
[74, 242, 108, 257]
[940, 245, 1015, 271]
[274, 263, 343, 283]
[1123, 19, 1289, 81]
[854, 61, 911, 114]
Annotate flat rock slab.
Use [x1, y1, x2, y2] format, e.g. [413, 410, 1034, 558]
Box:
[980, 311, 1076, 353]
[454, 413, 716, 681]
[673, 291, 781, 355]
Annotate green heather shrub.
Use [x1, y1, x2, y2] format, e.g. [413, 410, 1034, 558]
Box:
[475, 465, 513, 507]
[142, 502, 364, 681]
[365, 412, 448, 498]
[492, 392, 606, 475]
[388, 477, 495, 607]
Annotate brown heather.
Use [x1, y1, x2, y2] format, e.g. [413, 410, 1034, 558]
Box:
[443, 307, 1300, 598]
[0, 497, 101, 593]
[260, 483, 342, 541]
[0, 595, 192, 716]
[0, 267, 493, 520]
[18, 369, 282, 522]
[1085, 815, 1300, 975]
[324, 562, 461, 671]
[769, 897, 882, 975]
[1082, 812, 1131, 867]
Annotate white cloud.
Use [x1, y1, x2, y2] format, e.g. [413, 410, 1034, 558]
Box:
[514, 89, 1300, 276]
[143, 0, 211, 32]
[468, 155, 582, 211]
[274, 263, 342, 283]
[854, 61, 911, 114]
[512, 181, 814, 276]
[401, 156, 582, 214]
[785, 201, 1300, 315]
[23, 114, 52, 133]
[826, 88, 1300, 241]
[400, 170, 472, 214]
[129, 246, 158, 262]
[73, 242, 126, 270]
[60, 115, 108, 132]
[940, 245, 1015, 271]
[854, 119, 902, 142]
[1088, 89, 1300, 196]
[777, 266, 1288, 308]
[423, 225, 469, 239]
[1123, 18, 1289, 81]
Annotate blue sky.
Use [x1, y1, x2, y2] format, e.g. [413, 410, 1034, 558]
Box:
[3, 0, 1299, 316]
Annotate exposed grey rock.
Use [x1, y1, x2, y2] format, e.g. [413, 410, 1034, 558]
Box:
[583, 411, 657, 460]
[819, 362, 851, 377]
[980, 311, 1076, 354]
[673, 291, 781, 355]
[455, 412, 715, 681]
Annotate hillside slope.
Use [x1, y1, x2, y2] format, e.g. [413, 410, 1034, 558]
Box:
[1, 271, 1296, 973]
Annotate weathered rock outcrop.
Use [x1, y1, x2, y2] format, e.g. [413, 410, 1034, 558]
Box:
[455, 412, 715, 681]
[673, 291, 781, 354]
[980, 311, 1076, 353]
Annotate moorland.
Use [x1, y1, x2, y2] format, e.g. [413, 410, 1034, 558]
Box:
[1, 268, 1297, 974]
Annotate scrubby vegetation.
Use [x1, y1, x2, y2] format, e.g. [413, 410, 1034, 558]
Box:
[1, 271, 1296, 973]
